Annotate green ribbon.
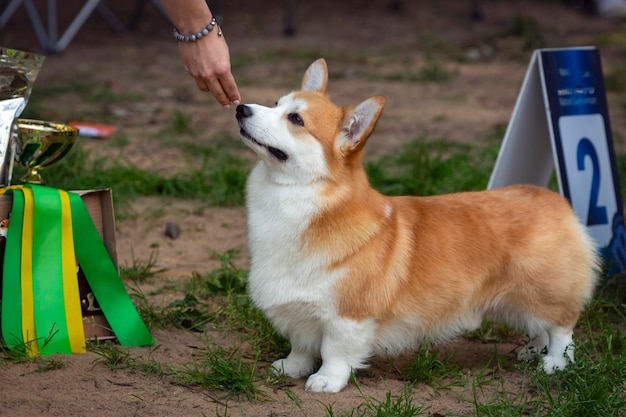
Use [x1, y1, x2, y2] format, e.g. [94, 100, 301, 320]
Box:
[1, 189, 24, 348]
[67, 190, 153, 347]
[32, 186, 72, 354]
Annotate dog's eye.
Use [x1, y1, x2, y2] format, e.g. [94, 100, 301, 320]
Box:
[287, 113, 304, 126]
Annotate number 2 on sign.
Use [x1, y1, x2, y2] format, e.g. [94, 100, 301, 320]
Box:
[577, 137, 608, 226]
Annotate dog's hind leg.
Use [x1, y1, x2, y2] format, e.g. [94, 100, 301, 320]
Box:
[509, 311, 574, 371]
[541, 326, 575, 373]
[517, 330, 549, 361]
[492, 305, 550, 362]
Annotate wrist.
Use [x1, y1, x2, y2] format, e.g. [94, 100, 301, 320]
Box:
[173, 16, 222, 42]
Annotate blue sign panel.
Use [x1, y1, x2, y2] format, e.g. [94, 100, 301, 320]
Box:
[540, 47, 625, 275]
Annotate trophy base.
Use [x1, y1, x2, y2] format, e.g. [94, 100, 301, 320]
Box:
[21, 169, 45, 184]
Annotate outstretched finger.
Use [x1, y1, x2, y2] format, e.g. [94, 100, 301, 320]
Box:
[220, 73, 241, 105]
[207, 79, 231, 107]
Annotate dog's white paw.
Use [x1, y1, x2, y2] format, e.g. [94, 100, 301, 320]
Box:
[304, 372, 348, 393]
[540, 328, 575, 374]
[540, 355, 568, 374]
[271, 356, 316, 379]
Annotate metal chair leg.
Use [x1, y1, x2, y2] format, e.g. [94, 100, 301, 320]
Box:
[284, 0, 296, 36]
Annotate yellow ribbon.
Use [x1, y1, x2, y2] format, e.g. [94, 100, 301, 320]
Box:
[59, 190, 85, 353]
[20, 187, 37, 355]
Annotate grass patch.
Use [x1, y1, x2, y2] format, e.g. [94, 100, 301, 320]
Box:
[217, 294, 291, 360]
[349, 388, 427, 417]
[0, 336, 66, 372]
[89, 339, 134, 370]
[471, 364, 538, 417]
[128, 277, 215, 332]
[89, 341, 165, 377]
[530, 337, 626, 416]
[28, 80, 144, 105]
[366, 137, 499, 196]
[171, 343, 264, 400]
[160, 293, 215, 332]
[185, 250, 290, 357]
[325, 378, 428, 417]
[605, 65, 626, 92]
[185, 250, 248, 298]
[124, 249, 288, 355]
[122, 252, 217, 332]
[156, 109, 197, 145]
[0, 326, 61, 361]
[0, 338, 33, 363]
[120, 250, 164, 283]
[22, 79, 145, 121]
[397, 344, 460, 387]
[369, 60, 455, 84]
[34, 357, 66, 372]
[22, 137, 251, 207]
[614, 152, 626, 201]
[501, 14, 544, 51]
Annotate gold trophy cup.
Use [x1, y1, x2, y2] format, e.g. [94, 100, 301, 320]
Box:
[14, 119, 78, 184]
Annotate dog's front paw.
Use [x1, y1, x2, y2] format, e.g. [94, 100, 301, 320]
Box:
[271, 355, 316, 379]
[304, 372, 349, 393]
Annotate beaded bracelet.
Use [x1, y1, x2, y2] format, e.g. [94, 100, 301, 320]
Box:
[173, 16, 222, 42]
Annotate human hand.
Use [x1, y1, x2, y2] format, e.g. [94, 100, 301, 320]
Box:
[178, 33, 241, 108]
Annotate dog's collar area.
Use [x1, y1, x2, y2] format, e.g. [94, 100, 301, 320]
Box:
[239, 128, 288, 162]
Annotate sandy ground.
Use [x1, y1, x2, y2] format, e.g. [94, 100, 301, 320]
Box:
[1, 0, 625, 415]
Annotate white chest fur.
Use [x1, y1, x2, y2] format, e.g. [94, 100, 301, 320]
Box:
[245, 163, 342, 319]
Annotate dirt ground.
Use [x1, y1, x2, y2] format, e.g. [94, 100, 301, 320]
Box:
[1, 0, 626, 416]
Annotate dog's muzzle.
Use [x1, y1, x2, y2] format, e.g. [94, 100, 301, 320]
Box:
[235, 104, 288, 162]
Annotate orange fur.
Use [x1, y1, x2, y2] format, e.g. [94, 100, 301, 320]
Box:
[307, 185, 595, 333]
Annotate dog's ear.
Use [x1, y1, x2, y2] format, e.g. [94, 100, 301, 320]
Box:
[301, 59, 328, 94]
[338, 96, 385, 153]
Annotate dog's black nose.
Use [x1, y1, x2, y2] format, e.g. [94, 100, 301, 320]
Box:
[236, 104, 253, 121]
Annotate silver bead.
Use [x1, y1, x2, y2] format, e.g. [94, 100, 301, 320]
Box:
[201, 28, 209, 36]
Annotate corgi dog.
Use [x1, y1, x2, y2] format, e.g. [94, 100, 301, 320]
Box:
[235, 59, 600, 393]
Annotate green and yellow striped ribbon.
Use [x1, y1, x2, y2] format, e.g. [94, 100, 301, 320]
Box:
[0, 185, 153, 355]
